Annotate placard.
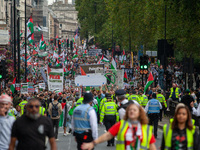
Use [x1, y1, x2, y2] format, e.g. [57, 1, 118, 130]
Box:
[21, 83, 28, 94]
[39, 83, 46, 90]
[80, 64, 104, 74]
[28, 82, 35, 93]
[88, 49, 102, 56]
[75, 74, 107, 87]
[48, 67, 64, 92]
[15, 83, 21, 91]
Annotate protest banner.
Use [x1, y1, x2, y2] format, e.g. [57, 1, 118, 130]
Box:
[80, 64, 104, 74]
[21, 83, 28, 94]
[75, 74, 107, 87]
[28, 82, 35, 93]
[15, 83, 21, 91]
[39, 83, 46, 90]
[48, 67, 64, 92]
[88, 49, 102, 56]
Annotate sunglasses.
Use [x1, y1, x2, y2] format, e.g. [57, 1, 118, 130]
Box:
[28, 105, 39, 109]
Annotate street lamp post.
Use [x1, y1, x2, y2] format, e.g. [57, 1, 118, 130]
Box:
[25, 0, 27, 82]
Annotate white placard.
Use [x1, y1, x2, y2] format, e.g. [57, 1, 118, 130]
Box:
[48, 67, 64, 92]
[39, 83, 46, 89]
[75, 74, 107, 87]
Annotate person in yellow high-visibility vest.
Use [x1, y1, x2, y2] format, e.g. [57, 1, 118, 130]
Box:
[18, 98, 28, 115]
[137, 90, 144, 105]
[128, 90, 140, 103]
[161, 103, 199, 150]
[167, 83, 181, 111]
[100, 94, 119, 146]
[39, 106, 46, 116]
[82, 103, 156, 150]
[156, 89, 167, 121]
[141, 93, 149, 107]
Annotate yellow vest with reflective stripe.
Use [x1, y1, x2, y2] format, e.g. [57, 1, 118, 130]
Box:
[128, 94, 140, 103]
[156, 94, 167, 107]
[39, 107, 45, 115]
[100, 102, 118, 122]
[116, 120, 153, 150]
[163, 123, 195, 150]
[169, 88, 179, 98]
[125, 94, 130, 98]
[100, 98, 107, 111]
[76, 97, 84, 107]
[19, 100, 28, 115]
[141, 95, 148, 106]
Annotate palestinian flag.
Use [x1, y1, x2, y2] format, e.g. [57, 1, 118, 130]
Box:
[20, 30, 23, 37]
[83, 50, 87, 57]
[157, 59, 160, 67]
[98, 55, 109, 64]
[124, 71, 128, 81]
[111, 57, 117, 70]
[39, 34, 46, 50]
[80, 66, 86, 75]
[10, 77, 16, 94]
[72, 50, 78, 59]
[144, 72, 154, 93]
[33, 49, 38, 56]
[37, 24, 42, 31]
[27, 16, 34, 44]
[121, 50, 125, 65]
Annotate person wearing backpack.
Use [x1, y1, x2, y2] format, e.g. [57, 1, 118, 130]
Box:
[48, 95, 62, 141]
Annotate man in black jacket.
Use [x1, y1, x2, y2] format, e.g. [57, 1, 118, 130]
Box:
[181, 89, 194, 112]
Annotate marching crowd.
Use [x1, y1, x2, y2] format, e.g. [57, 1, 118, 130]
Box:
[0, 82, 200, 150]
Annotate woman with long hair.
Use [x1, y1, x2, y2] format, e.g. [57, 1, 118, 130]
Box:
[161, 103, 199, 150]
[82, 103, 157, 150]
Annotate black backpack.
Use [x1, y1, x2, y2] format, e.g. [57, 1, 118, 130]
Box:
[51, 103, 59, 117]
[118, 100, 135, 111]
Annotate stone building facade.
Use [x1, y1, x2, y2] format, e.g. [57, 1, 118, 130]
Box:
[48, 1, 78, 41]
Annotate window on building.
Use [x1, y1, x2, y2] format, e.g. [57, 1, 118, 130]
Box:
[43, 16, 46, 27]
[60, 24, 62, 28]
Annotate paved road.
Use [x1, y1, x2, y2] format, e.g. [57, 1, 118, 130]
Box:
[47, 125, 163, 150]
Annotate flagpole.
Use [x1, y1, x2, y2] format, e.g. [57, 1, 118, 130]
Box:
[24, 0, 27, 82]
[13, 0, 16, 78]
[17, 10, 21, 83]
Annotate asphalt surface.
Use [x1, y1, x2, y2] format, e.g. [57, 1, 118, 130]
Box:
[47, 125, 163, 150]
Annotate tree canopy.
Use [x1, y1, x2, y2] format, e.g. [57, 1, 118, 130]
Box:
[75, 0, 200, 56]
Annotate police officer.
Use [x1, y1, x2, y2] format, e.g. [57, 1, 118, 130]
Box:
[156, 89, 167, 121]
[128, 90, 140, 103]
[100, 93, 109, 111]
[76, 96, 84, 107]
[145, 93, 162, 138]
[100, 94, 119, 146]
[18, 97, 28, 115]
[138, 90, 144, 105]
[72, 92, 98, 150]
[115, 89, 139, 120]
[141, 92, 149, 107]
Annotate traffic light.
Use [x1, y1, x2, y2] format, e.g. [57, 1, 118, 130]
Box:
[143, 55, 149, 74]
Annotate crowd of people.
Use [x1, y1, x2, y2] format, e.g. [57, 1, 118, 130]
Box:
[0, 47, 200, 150]
[0, 81, 200, 150]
